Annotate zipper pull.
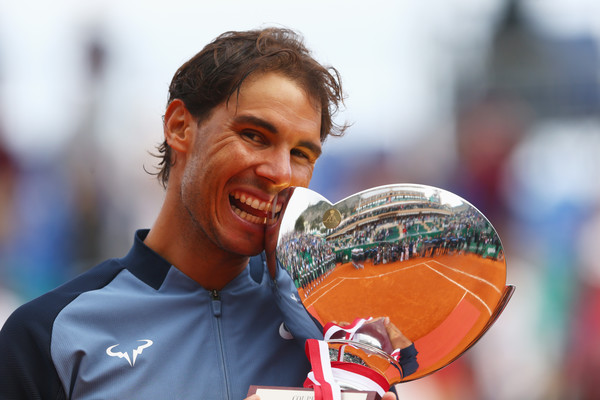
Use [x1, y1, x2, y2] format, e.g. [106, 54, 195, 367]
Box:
[211, 289, 222, 317]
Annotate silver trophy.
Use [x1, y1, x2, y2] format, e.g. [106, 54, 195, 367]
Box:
[257, 184, 514, 398]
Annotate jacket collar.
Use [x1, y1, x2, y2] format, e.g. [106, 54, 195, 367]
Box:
[119, 229, 172, 290]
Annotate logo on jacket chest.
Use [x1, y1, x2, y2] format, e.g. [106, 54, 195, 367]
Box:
[106, 339, 153, 366]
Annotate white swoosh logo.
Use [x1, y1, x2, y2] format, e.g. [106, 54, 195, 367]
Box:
[106, 339, 153, 366]
[279, 322, 294, 340]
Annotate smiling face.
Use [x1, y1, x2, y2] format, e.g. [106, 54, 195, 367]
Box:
[176, 72, 322, 257]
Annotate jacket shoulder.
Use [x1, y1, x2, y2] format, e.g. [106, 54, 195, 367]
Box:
[0, 258, 124, 399]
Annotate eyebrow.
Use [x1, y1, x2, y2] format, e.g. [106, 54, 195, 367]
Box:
[234, 115, 278, 134]
[233, 115, 323, 158]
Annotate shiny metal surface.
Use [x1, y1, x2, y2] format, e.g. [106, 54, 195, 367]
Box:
[266, 184, 514, 384]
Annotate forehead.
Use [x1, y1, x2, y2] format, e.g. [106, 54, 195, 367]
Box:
[228, 72, 322, 135]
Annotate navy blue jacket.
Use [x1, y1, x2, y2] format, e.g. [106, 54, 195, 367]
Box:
[0, 230, 322, 400]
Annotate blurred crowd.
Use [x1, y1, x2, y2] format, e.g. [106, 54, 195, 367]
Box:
[311, 3, 600, 399]
[2, 1, 600, 399]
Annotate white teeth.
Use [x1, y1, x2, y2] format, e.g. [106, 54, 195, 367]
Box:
[231, 203, 272, 225]
[230, 191, 282, 224]
[230, 191, 280, 212]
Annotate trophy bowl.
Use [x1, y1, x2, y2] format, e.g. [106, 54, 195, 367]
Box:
[271, 183, 514, 387]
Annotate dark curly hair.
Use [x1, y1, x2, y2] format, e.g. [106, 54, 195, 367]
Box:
[153, 27, 347, 187]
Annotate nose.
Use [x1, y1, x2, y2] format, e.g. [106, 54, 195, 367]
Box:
[255, 147, 292, 189]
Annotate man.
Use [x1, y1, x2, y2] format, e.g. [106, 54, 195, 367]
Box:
[0, 28, 398, 399]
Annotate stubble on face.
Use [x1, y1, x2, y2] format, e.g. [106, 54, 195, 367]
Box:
[177, 73, 322, 259]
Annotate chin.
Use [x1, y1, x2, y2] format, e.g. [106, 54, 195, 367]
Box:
[221, 235, 265, 258]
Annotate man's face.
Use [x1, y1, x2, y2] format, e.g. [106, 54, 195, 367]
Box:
[179, 72, 322, 257]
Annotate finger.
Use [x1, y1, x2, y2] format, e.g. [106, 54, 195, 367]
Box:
[381, 392, 397, 400]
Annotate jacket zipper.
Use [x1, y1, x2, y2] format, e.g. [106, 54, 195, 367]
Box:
[211, 289, 231, 400]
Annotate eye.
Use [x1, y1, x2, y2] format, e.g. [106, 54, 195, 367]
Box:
[291, 148, 311, 161]
[241, 130, 266, 145]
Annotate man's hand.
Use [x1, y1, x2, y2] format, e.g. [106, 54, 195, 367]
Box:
[384, 317, 412, 349]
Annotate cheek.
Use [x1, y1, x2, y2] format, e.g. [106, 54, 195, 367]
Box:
[291, 165, 314, 188]
[214, 140, 254, 166]
[198, 141, 244, 175]
[180, 162, 205, 207]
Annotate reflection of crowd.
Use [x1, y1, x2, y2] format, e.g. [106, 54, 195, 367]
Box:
[353, 239, 420, 266]
[328, 208, 503, 264]
[418, 209, 502, 259]
[277, 207, 502, 298]
[277, 232, 336, 297]
[328, 212, 440, 252]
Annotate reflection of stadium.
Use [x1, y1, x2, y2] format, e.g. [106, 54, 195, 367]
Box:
[275, 185, 508, 382]
[277, 188, 503, 294]
[278, 232, 336, 297]
[327, 189, 502, 267]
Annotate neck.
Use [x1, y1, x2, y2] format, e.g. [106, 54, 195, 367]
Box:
[144, 203, 250, 291]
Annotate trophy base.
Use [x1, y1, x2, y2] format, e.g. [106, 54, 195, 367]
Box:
[248, 386, 378, 400]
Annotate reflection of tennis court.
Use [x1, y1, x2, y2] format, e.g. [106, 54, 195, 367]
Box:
[299, 253, 505, 378]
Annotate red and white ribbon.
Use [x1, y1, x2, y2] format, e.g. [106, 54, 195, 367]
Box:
[304, 339, 342, 400]
[304, 337, 391, 399]
[323, 318, 374, 363]
[323, 317, 373, 341]
[329, 361, 389, 396]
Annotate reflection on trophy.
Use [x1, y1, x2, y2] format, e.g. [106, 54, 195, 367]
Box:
[272, 184, 514, 395]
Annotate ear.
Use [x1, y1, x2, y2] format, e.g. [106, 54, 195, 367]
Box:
[163, 99, 195, 154]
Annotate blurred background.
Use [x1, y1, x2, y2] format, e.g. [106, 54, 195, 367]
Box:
[1, 0, 599, 398]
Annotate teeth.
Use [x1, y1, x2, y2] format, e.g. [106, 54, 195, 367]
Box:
[230, 191, 282, 213]
[231, 203, 277, 225]
[267, 202, 282, 214]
